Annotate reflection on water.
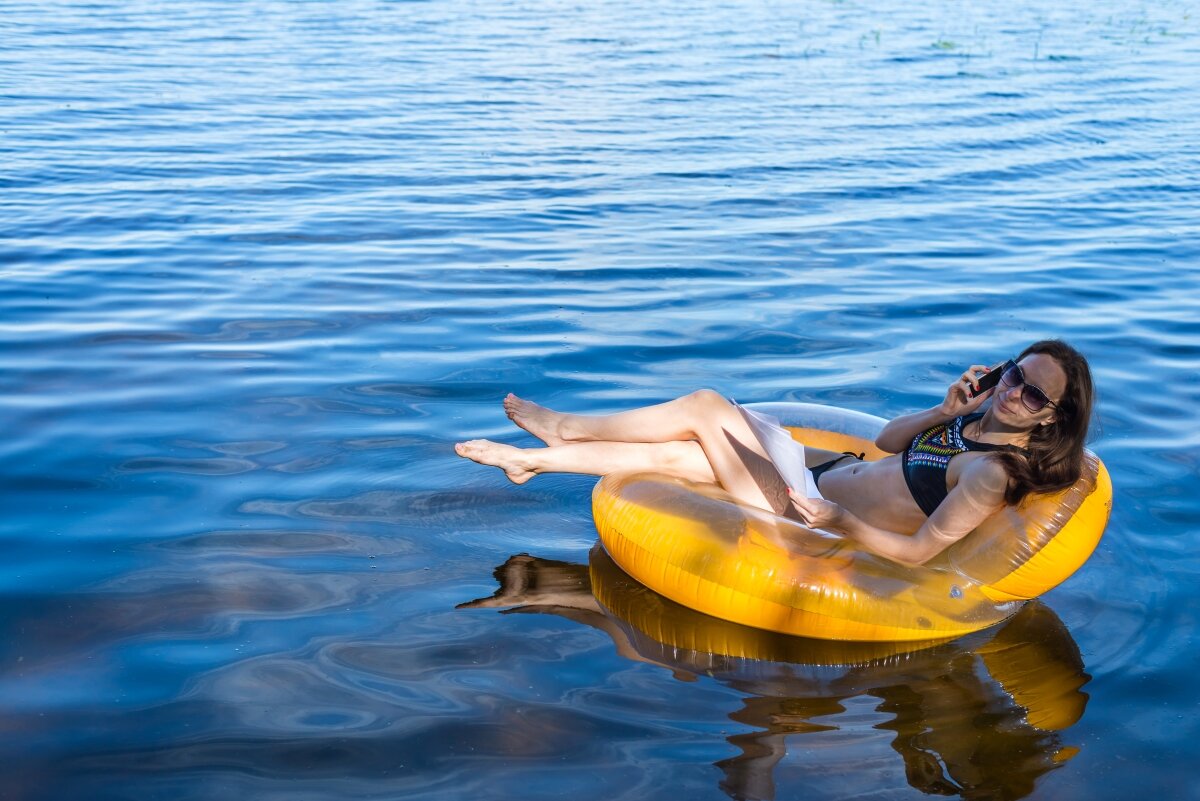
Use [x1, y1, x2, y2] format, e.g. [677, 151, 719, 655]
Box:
[463, 548, 1090, 801]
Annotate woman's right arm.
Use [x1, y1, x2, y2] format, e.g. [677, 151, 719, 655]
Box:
[874, 363, 1000, 453]
[875, 406, 956, 453]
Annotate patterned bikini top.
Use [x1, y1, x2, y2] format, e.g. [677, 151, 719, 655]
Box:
[902, 412, 1025, 517]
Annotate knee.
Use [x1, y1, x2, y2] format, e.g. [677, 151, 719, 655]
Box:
[670, 390, 733, 438]
[685, 389, 736, 428]
[685, 388, 729, 413]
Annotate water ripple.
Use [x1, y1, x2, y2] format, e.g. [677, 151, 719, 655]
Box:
[2, 0, 1199, 798]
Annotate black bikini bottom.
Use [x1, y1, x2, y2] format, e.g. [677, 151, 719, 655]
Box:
[811, 451, 865, 488]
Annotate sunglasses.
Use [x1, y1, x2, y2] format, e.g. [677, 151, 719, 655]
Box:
[998, 361, 1059, 413]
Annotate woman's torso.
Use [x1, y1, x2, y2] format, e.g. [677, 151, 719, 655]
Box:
[815, 417, 1014, 534]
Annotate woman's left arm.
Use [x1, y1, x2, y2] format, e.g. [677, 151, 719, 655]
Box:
[788, 458, 1010, 565]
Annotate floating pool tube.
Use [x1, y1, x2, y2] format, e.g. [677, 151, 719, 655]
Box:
[592, 402, 1112, 642]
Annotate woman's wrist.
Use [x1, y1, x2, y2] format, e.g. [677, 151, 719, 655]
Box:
[935, 402, 961, 420]
[830, 504, 853, 534]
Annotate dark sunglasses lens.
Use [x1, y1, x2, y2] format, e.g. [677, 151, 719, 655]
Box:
[1000, 364, 1021, 387]
[1022, 386, 1050, 412]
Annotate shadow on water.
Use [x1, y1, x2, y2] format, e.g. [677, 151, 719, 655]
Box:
[461, 547, 1091, 801]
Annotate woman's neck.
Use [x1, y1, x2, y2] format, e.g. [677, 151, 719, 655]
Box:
[971, 407, 1032, 449]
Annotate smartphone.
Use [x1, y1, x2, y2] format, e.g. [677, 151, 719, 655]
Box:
[969, 361, 1011, 398]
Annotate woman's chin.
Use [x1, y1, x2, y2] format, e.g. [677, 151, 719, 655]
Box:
[992, 404, 1028, 430]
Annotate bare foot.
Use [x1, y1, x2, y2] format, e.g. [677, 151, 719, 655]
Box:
[454, 439, 536, 484]
[504, 393, 573, 445]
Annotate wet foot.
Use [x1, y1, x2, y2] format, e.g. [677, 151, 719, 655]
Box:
[504, 393, 572, 445]
[454, 439, 536, 484]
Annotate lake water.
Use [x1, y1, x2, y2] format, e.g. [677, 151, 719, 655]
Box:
[2, 0, 1199, 798]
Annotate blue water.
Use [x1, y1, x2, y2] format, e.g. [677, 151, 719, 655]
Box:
[2, 0, 1199, 798]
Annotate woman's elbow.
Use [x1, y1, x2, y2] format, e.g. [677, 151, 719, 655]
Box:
[904, 537, 950, 566]
[873, 434, 901, 454]
[869, 539, 939, 567]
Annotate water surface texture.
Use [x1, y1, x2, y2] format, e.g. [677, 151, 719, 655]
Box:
[3, 0, 1199, 799]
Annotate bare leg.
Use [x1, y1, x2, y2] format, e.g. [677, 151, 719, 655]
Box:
[482, 390, 788, 513]
[506, 393, 854, 470]
[507, 391, 732, 445]
[455, 439, 716, 484]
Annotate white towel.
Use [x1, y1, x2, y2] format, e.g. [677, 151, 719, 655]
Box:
[734, 402, 824, 500]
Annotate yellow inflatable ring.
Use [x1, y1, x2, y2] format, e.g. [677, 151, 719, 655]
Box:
[592, 402, 1112, 642]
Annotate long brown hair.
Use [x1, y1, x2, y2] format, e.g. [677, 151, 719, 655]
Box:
[994, 340, 1095, 506]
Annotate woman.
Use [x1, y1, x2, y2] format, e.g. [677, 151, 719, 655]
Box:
[456, 340, 1094, 566]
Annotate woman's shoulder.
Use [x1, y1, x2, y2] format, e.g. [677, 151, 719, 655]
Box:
[960, 453, 1013, 496]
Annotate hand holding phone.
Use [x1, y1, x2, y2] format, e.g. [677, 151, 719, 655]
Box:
[943, 360, 1011, 417]
[969, 360, 1012, 398]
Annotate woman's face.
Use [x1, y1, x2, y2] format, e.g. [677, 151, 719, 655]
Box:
[990, 352, 1068, 428]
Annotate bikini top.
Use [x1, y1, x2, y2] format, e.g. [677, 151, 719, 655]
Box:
[902, 412, 1026, 517]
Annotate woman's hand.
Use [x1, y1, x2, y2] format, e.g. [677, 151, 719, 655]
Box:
[939, 362, 1000, 417]
[787, 489, 846, 531]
